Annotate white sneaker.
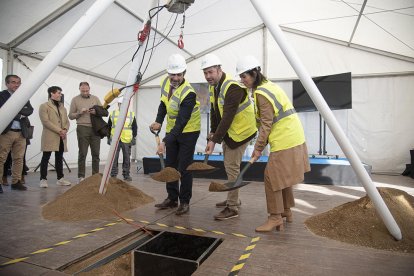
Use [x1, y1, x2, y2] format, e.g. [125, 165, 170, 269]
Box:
[40, 179, 48, 188]
[77, 177, 85, 184]
[57, 178, 71, 186]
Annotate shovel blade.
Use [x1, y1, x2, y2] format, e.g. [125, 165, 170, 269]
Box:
[221, 180, 251, 191]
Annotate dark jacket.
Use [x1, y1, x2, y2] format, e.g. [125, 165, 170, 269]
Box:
[0, 90, 34, 135]
[90, 105, 109, 138]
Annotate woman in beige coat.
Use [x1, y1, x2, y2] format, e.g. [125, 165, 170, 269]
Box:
[39, 86, 71, 188]
[237, 56, 310, 232]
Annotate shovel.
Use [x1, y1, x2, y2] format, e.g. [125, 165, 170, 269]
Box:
[208, 157, 256, 192]
[149, 128, 181, 182]
[187, 153, 220, 173]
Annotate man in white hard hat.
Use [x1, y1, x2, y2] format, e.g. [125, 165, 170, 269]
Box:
[107, 97, 137, 181]
[150, 53, 201, 216]
[201, 54, 257, 220]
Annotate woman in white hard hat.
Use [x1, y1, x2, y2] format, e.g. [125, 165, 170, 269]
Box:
[236, 55, 310, 232]
[150, 54, 201, 216]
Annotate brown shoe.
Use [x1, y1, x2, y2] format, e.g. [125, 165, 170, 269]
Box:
[175, 203, 189, 216]
[282, 209, 293, 223]
[2, 176, 8, 186]
[255, 214, 284, 232]
[214, 207, 238, 220]
[11, 181, 27, 191]
[154, 198, 178, 209]
[20, 175, 25, 184]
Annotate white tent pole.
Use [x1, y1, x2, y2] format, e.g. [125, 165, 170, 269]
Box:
[250, 0, 402, 240]
[0, 0, 115, 134]
[99, 0, 159, 194]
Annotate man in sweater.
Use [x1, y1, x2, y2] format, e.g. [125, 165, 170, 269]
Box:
[69, 82, 104, 183]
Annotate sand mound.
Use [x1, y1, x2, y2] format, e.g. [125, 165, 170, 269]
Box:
[209, 181, 227, 192]
[42, 174, 154, 222]
[150, 167, 181, 182]
[187, 162, 216, 171]
[305, 187, 414, 253]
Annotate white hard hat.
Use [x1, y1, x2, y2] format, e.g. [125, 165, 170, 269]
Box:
[200, 54, 221, 70]
[117, 97, 124, 104]
[236, 55, 260, 75]
[167, 54, 187, 74]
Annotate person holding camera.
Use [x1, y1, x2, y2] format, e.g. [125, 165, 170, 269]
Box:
[107, 97, 137, 181]
[39, 86, 71, 188]
[69, 82, 105, 183]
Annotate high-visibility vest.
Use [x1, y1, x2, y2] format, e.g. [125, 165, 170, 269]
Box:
[160, 76, 201, 133]
[253, 81, 305, 152]
[110, 110, 135, 143]
[209, 75, 256, 142]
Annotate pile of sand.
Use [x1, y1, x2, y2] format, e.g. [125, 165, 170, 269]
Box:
[42, 174, 154, 222]
[305, 187, 414, 253]
[150, 167, 181, 182]
[209, 181, 227, 192]
[187, 162, 216, 171]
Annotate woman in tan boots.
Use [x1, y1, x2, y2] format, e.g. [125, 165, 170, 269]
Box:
[236, 56, 310, 232]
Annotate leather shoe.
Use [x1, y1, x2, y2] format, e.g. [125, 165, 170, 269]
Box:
[175, 203, 189, 216]
[155, 198, 178, 209]
[11, 181, 27, 191]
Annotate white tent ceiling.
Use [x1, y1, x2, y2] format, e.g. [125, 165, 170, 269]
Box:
[1, 0, 413, 84]
[0, 0, 413, 173]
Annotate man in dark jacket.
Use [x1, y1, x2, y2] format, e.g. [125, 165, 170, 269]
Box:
[0, 75, 33, 191]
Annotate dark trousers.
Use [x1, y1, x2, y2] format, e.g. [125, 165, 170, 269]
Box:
[165, 131, 199, 204]
[40, 139, 64, 180]
[76, 125, 101, 178]
[111, 141, 131, 177]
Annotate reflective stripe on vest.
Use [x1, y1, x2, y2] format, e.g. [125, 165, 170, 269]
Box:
[110, 110, 134, 143]
[210, 75, 256, 142]
[160, 76, 201, 133]
[256, 87, 296, 123]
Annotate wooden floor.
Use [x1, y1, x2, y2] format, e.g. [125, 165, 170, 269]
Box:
[0, 164, 413, 275]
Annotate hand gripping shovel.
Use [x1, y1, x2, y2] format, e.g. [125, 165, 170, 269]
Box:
[208, 157, 256, 192]
[149, 128, 181, 182]
[186, 153, 220, 173]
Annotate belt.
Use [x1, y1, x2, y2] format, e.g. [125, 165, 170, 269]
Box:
[9, 129, 21, 132]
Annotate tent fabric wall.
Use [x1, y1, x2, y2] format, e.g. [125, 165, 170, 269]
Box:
[1, 1, 413, 175]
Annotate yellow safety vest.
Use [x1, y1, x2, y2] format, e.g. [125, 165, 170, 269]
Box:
[160, 77, 201, 133]
[110, 110, 135, 143]
[253, 81, 305, 152]
[209, 75, 256, 142]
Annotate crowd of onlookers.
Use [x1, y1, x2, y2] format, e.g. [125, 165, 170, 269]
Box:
[0, 75, 137, 193]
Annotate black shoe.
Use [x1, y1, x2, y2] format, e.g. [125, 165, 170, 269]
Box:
[175, 203, 189, 216]
[155, 198, 178, 209]
[123, 175, 132, 181]
[11, 181, 27, 191]
[0, 184, 3, 193]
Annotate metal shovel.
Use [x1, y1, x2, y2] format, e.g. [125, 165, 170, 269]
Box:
[149, 128, 181, 182]
[187, 153, 220, 173]
[208, 157, 256, 192]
